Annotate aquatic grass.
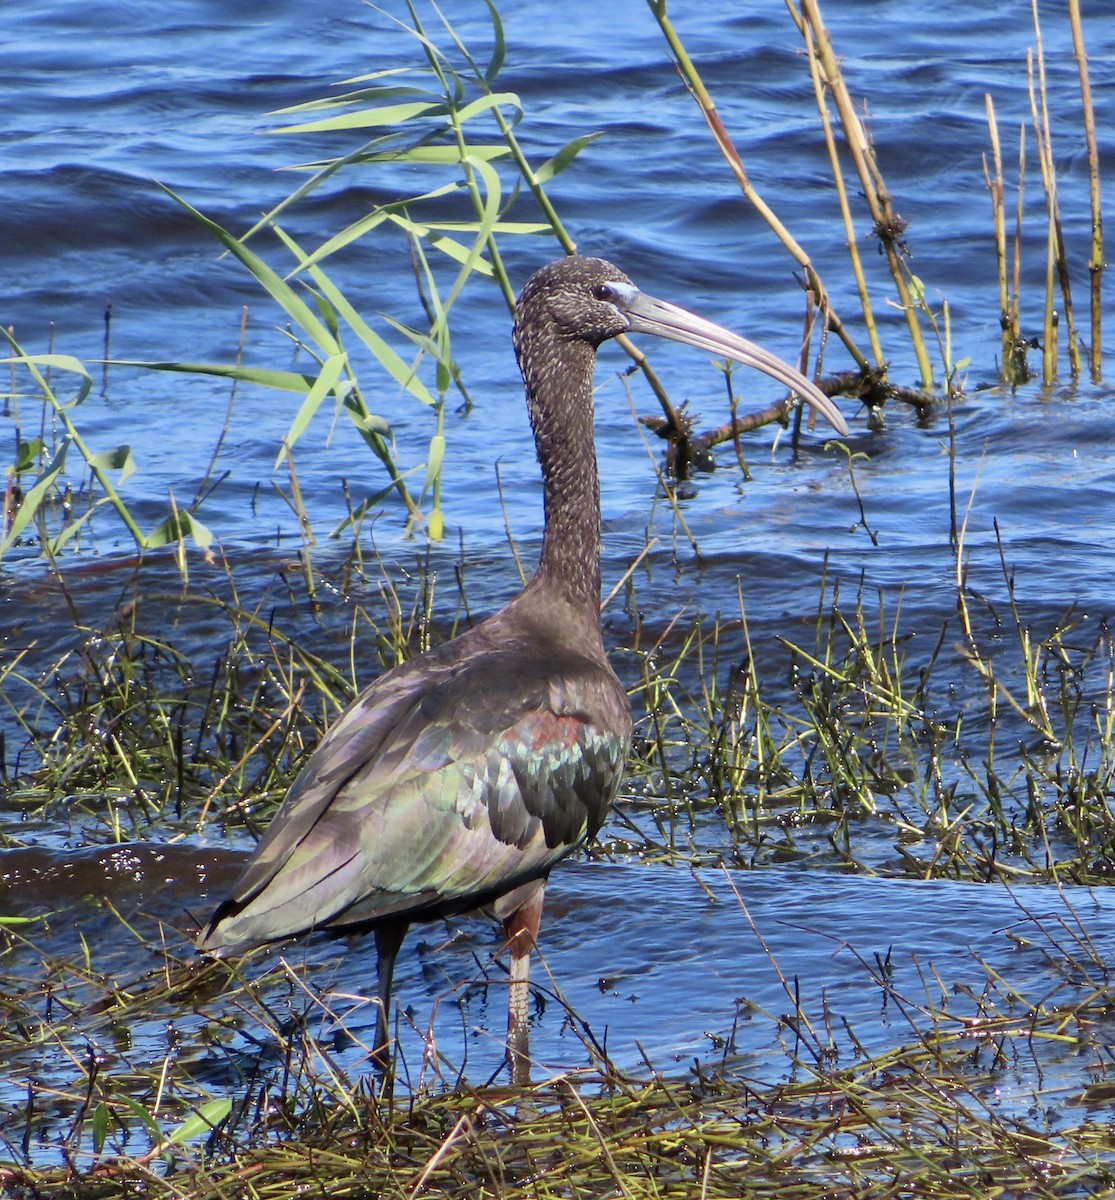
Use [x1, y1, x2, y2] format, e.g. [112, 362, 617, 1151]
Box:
[3, 881, 1115, 1198]
[617, 569, 928, 868]
[1027, 11, 1072, 385]
[1, 586, 310, 831]
[983, 97, 1034, 385]
[647, 0, 930, 392]
[5, 542, 1115, 1190]
[5, 0, 1107, 561]
[5, 1, 1115, 1192]
[0, 338, 145, 561]
[0, 538, 478, 833]
[4, 3, 571, 557]
[613, 528, 1115, 885]
[793, 0, 936, 393]
[9, 499, 1115, 890]
[981, 0, 1105, 387]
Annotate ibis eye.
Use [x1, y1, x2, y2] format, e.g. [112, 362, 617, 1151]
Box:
[593, 284, 616, 302]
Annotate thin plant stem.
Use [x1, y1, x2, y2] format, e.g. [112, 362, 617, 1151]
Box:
[646, 0, 869, 374]
[1, 329, 146, 551]
[1014, 123, 1026, 349]
[193, 305, 248, 508]
[1028, 5, 1081, 382]
[1026, 46, 1059, 386]
[799, 11, 885, 369]
[1067, 0, 1103, 381]
[982, 96, 1020, 382]
[798, 0, 935, 391]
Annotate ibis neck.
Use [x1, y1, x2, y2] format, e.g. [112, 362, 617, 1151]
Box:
[520, 334, 603, 620]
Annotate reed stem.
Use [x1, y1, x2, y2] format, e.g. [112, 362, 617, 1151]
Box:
[799, 12, 885, 370]
[646, 0, 870, 374]
[1067, 0, 1103, 381]
[983, 97, 1028, 385]
[1026, 45, 1058, 387]
[798, 0, 936, 392]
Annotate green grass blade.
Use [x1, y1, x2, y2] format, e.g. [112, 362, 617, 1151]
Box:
[423, 432, 446, 495]
[273, 83, 435, 118]
[378, 312, 441, 358]
[383, 212, 496, 273]
[535, 132, 607, 183]
[2, 439, 70, 550]
[87, 445, 137, 486]
[482, 0, 506, 82]
[240, 132, 403, 245]
[145, 508, 214, 551]
[273, 100, 443, 134]
[159, 186, 341, 357]
[162, 1098, 233, 1146]
[271, 228, 436, 406]
[2, 353, 93, 406]
[276, 352, 350, 467]
[453, 92, 522, 124]
[372, 144, 510, 164]
[1, 353, 92, 383]
[113, 361, 323, 393]
[117, 1096, 162, 1145]
[294, 65, 419, 91]
[432, 154, 503, 327]
[285, 181, 463, 271]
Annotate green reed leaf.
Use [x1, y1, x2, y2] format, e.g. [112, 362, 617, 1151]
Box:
[535, 132, 607, 183]
[114, 362, 323, 393]
[277, 353, 350, 468]
[145, 508, 214, 551]
[163, 1098, 233, 1146]
[273, 100, 444, 135]
[482, 0, 506, 82]
[160, 187, 340, 357]
[2, 439, 69, 548]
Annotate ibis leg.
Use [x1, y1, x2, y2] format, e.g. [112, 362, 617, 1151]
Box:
[503, 885, 545, 1086]
[373, 919, 408, 1075]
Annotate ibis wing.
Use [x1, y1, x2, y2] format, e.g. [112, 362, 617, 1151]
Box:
[199, 641, 630, 952]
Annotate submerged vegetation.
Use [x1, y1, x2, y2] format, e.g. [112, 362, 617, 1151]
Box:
[4, 907, 1115, 1198]
[4, 519, 1115, 1193]
[2, 0, 1114, 1195]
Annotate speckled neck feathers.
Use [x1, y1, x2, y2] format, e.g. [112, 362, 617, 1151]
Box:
[512, 263, 612, 624]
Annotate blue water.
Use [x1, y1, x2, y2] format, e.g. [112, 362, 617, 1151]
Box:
[7, 0, 1114, 561]
[4, 0, 1115, 1165]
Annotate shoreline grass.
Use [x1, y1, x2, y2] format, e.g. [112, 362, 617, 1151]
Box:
[0, 866, 1113, 1197]
[5, 529, 1115, 886]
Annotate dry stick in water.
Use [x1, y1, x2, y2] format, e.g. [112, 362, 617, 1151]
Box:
[1013, 124, 1026, 357]
[647, 0, 869, 377]
[1028, 2, 1082, 383]
[799, 12, 885, 372]
[798, 0, 936, 392]
[983, 96, 1021, 383]
[1067, 0, 1104, 381]
[1026, 48, 1059, 386]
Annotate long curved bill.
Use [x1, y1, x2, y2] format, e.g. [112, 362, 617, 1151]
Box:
[622, 289, 848, 437]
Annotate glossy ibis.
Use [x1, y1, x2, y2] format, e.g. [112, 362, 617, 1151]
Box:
[198, 256, 848, 1083]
